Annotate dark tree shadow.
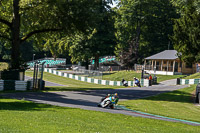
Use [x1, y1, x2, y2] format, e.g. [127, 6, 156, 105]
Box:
[0, 97, 68, 111]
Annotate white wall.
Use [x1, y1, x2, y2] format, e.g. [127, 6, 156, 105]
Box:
[144, 70, 174, 75]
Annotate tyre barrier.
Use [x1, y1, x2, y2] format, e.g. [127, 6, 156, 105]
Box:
[44, 68, 151, 87]
[0, 80, 33, 91]
[177, 78, 200, 85]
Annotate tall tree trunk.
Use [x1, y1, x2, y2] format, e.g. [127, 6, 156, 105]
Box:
[134, 25, 140, 62]
[11, 0, 20, 69]
[94, 55, 99, 70]
[53, 55, 56, 61]
[85, 57, 89, 70]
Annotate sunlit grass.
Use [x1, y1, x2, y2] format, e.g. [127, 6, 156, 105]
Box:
[102, 71, 185, 82]
[25, 71, 122, 91]
[0, 97, 200, 132]
[183, 73, 200, 79]
[120, 85, 200, 122]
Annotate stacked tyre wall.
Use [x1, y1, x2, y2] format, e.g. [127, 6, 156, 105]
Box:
[44, 68, 150, 87]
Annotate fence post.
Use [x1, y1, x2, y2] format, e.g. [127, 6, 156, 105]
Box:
[177, 78, 180, 85]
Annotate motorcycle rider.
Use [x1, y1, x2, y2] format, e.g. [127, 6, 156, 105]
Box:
[134, 77, 141, 87]
[121, 79, 128, 87]
[113, 93, 119, 105]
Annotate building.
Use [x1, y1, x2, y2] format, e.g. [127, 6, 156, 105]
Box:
[144, 50, 197, 75]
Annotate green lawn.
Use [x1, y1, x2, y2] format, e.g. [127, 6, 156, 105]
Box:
[120, 85, 200, 123]
[102, 71, 185, 82]
[0, 97, 200, 133]
[183, 73, 200, 79]
[1, 71, 199, 132]
[25, 71, 122, 91]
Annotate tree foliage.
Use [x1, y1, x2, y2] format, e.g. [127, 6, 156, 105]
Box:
[172, 0, 200, 63]
[115, 0, 178, 67]
[0, 0, 98, 69]
[44, 0, 117, 70]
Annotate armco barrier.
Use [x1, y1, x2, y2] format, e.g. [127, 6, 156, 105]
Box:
[44, 68, 150, 87]
[177, 78, 200, 85]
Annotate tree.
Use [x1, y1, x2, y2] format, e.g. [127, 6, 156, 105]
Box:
[45, 0, 117, 70]
[88, 0, 116, 70]
[0, 0, 98, 69]
[119, 39, 139, 69]
[171, 0, 200, 63]
[115, 0, 178, 66]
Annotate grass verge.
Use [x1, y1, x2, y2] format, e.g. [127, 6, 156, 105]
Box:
[183, 73, 200, 79]
[25, 71, 122, 91]
[0, 97, 200, 133]
[119, 85, 200, 122]
[102, 71, 185, 82]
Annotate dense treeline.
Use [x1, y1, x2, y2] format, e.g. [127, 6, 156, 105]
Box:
[0, 0, 199, 70]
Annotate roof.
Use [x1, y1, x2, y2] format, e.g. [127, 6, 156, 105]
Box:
[145, 50, 179, 60]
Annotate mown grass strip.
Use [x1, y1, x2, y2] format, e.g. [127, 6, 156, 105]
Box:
[116, 105, 200, 126]
[101, 71, 185, 82]
[183, 73, 200, 79]
[0, 97, 200, 132]
[25, 71, 122, 91]
[120, 85, 200, 123]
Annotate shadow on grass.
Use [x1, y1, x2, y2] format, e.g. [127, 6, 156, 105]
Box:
[44, 86, 119, 91]
[102, 72, 117, 76]
[0, 97, 55, 111]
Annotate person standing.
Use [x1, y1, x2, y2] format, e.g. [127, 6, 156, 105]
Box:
[149, 75, 152, 86]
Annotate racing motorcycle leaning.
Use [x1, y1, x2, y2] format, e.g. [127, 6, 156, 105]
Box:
[98, 93, 119, 109]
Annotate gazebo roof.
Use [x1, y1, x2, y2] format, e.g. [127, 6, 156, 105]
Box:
[145, 50, 179, 60]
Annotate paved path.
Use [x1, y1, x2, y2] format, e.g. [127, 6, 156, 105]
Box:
[25, 76, 66, 87]
[159, 79, 177, 86]
[2, 84, 199, 126]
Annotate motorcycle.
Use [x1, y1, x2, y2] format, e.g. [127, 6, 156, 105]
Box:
[98, 96, 116, 109]
[135, 79, 141, 87]
[121, 79, 128, 87]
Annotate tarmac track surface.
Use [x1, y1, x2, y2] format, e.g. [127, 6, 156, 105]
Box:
[2, 84, 200, 126]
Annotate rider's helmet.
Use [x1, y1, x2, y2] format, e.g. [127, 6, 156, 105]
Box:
[114, 93, 118, 96]
[107, 94, 111, 96]
[134, 77, 136, 79]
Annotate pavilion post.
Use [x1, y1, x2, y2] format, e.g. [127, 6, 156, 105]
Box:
[173, 60, 175, 72]
[167, 60, 169, 71]
[161, 60, 163, 71]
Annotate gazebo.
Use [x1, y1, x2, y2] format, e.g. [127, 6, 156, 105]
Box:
[144, 50, 196, 75]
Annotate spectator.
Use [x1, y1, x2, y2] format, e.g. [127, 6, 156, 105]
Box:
[149, 75, 152, 86]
